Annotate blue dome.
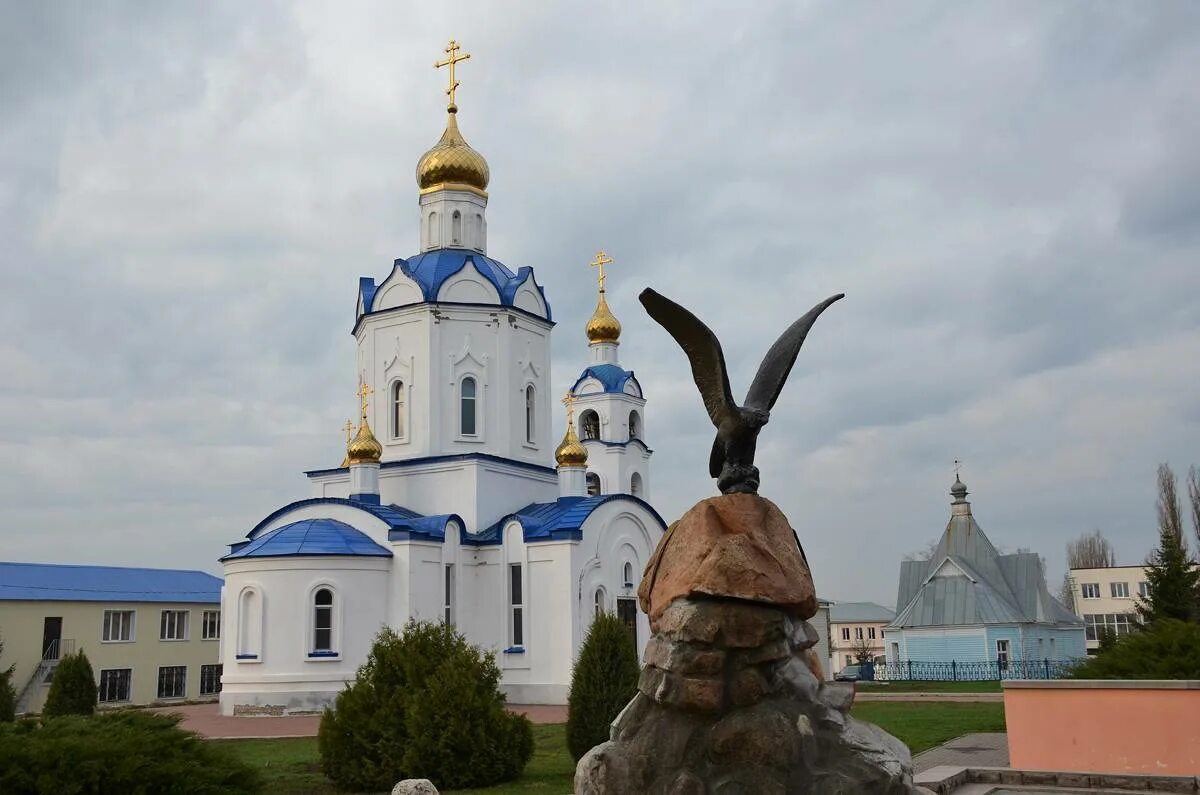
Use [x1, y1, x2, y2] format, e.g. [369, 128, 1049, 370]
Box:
[223, 518, 391, 560]
[572, 364, 639, 395]
[359, 249, 551, 320]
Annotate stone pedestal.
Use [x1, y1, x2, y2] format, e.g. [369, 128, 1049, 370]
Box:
[575, 495, 915, 794]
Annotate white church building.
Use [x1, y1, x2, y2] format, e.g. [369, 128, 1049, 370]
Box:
[217, 43, 666, 715]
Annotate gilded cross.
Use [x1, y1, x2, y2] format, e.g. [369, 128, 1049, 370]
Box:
[589, 250, 614, 292]
[357, 379, 373, 420]
[343, 420, 355, 443]
[561, 391, 578, 425]
[434, 40, 471, 109]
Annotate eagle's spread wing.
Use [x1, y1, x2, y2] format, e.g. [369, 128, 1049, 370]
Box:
[639, 288, 736, 430]
[744, 294, 844, 412]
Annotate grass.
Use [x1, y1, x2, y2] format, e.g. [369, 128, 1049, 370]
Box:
[218, 703, 1006, 793]
[858, 679, 1003, 693]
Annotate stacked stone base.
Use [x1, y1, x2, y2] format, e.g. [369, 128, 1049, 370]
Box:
[576, 597, 915, 794]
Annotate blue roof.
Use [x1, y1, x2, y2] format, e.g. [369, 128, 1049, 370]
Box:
[224, 518, 391, 561]
[572, 364, 639, 395]
[359, 249, 550, 320]
[472, 494, 667, 546]
[0, 562, 221, 603]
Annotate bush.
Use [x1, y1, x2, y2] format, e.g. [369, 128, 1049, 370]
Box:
[0, 635, 16, 722]
[318, 621, 533, 791]
[1071, 619, 1200, 679]
[0, 710, 261, 794]
[42, 650, 96, 717]
[566, 611, 640, 762]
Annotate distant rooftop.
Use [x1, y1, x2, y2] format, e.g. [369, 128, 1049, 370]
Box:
[0, 562, 221, 604]
[829, 601, 895, 624]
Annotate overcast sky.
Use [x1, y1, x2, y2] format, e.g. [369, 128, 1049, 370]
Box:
[3, 2, 1199, 607]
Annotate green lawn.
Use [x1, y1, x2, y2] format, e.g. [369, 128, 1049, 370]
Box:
[857, 679, 1003, 693]
[219, 703, 1005, 793]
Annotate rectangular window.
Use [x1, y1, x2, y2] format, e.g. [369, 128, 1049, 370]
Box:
[509, 563, 524, 648]
[854, 627, 863, 640]
[1084, 612, 1133, 641]
[201, 610, 220, 640]
[1081, 583, 1100, 599]
[102, 610, 134, 642]
[1138, 581, 1151, 598]
[99, 669, 132, 703]
[199, 664, 222, 696]
[841, 627, 850, 641]
[160, 610, 189, 641]
[996, 639, 1010, 670]
[444, 564, 455, 627]
[845, 654, 853, 666]
[868, 627, 876, 640]
[157, 665, 186, 699]
[1110, 581, 1129, 599]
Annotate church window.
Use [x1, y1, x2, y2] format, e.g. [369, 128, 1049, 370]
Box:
[236, 587, 261, 659]
[580, 409, 600, 441]
[427, 212, 438, 247]
[391, 380, 405, 438]
[623, 561, 634, 587]
[586, 472, 601, 496]
[525, 385, 535, 444]
[460, 377, 478, 436]
[509, 564, 524, 648]
[444, 564, 455, 627]
[313, 588, 334, 654]
[451, 210, 462, 245]
[628, 410, 640, 440]
[630, 472, 643, 497]
[594, 587, 606, 617]
[474, 213, 483, 249]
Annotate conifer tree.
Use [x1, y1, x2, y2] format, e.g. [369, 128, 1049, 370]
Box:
[1136, 464, 1200, 625]
[566, 611, 640, 762]
[0, 635, 16, 722]
[42, 649, 97, 717]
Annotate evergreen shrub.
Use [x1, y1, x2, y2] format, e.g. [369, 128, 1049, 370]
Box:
[0, 635, 16, 722]
[318, 621, 533, 791]
[566, 611, 640, 762]
[1071, 619, 1200, 679]
[42, 650, 96, 718]
[0, 711, 261, 794]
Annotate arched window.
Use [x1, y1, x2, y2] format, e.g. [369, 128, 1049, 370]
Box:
[628, 410, 640, 440]
[312, 588, 333, 653]
[594, 587, 606, 617]
[391, 380, 405, 438]
[586, 472, 601, 496]
[524, 385, 535, 444]
[630, 472, 643, 497]
[451, 211, 462, 245]
[474, 213, 483, 249]
[623, 561, 634, 587]
[580, 409, 600, 441]
[460, 377, 477, 436]
[427, 211, 438, 246]
[237, 587, 261, 659]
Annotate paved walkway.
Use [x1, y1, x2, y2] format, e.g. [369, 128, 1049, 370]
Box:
[856, 692, 1003, 703]
[152, 702, 568, 739]
[913, 733, 1009, 773]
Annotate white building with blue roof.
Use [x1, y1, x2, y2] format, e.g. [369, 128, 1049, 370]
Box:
[218, 46, 665, 714]
[883, 477, 1085, 678]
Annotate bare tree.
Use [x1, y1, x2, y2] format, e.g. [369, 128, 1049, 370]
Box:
[1157, 462, 1185, 550]
[1066, 529, 1117, 570]
[1189, 466, 1200, 551]
[903, 538, 940, 562]
[1058, 573, 1076, 614]
[850, 635, 876, 664]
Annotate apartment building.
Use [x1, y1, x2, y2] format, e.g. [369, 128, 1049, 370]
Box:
[828, 601, 894, 674]
[0, 562, 223, 713]
[1067, 565, 1151, 654]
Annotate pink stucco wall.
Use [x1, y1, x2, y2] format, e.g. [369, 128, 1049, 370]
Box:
[1004, 681, 1200, 775]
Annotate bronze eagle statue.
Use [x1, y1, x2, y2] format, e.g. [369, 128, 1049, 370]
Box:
[639, 288, 845, 495]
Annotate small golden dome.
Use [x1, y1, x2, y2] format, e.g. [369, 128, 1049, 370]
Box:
[585, 291, 622, 344]
[415, 110, 490, 195]
[554, 422, 588, 467]
[347, 419, 383, 465]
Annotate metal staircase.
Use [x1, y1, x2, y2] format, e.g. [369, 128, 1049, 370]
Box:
[15, 638, 74, 715]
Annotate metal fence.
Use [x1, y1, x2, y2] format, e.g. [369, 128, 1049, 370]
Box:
[869, 658, 1079, 681]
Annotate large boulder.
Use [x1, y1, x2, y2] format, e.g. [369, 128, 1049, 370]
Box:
[391, 780, 438, 795]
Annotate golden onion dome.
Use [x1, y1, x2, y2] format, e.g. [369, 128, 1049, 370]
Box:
[346, 419, 383, 465]
[554, 422, 588, 468]
[415, 110, 490, 195]
[585, 291, 622, 344]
